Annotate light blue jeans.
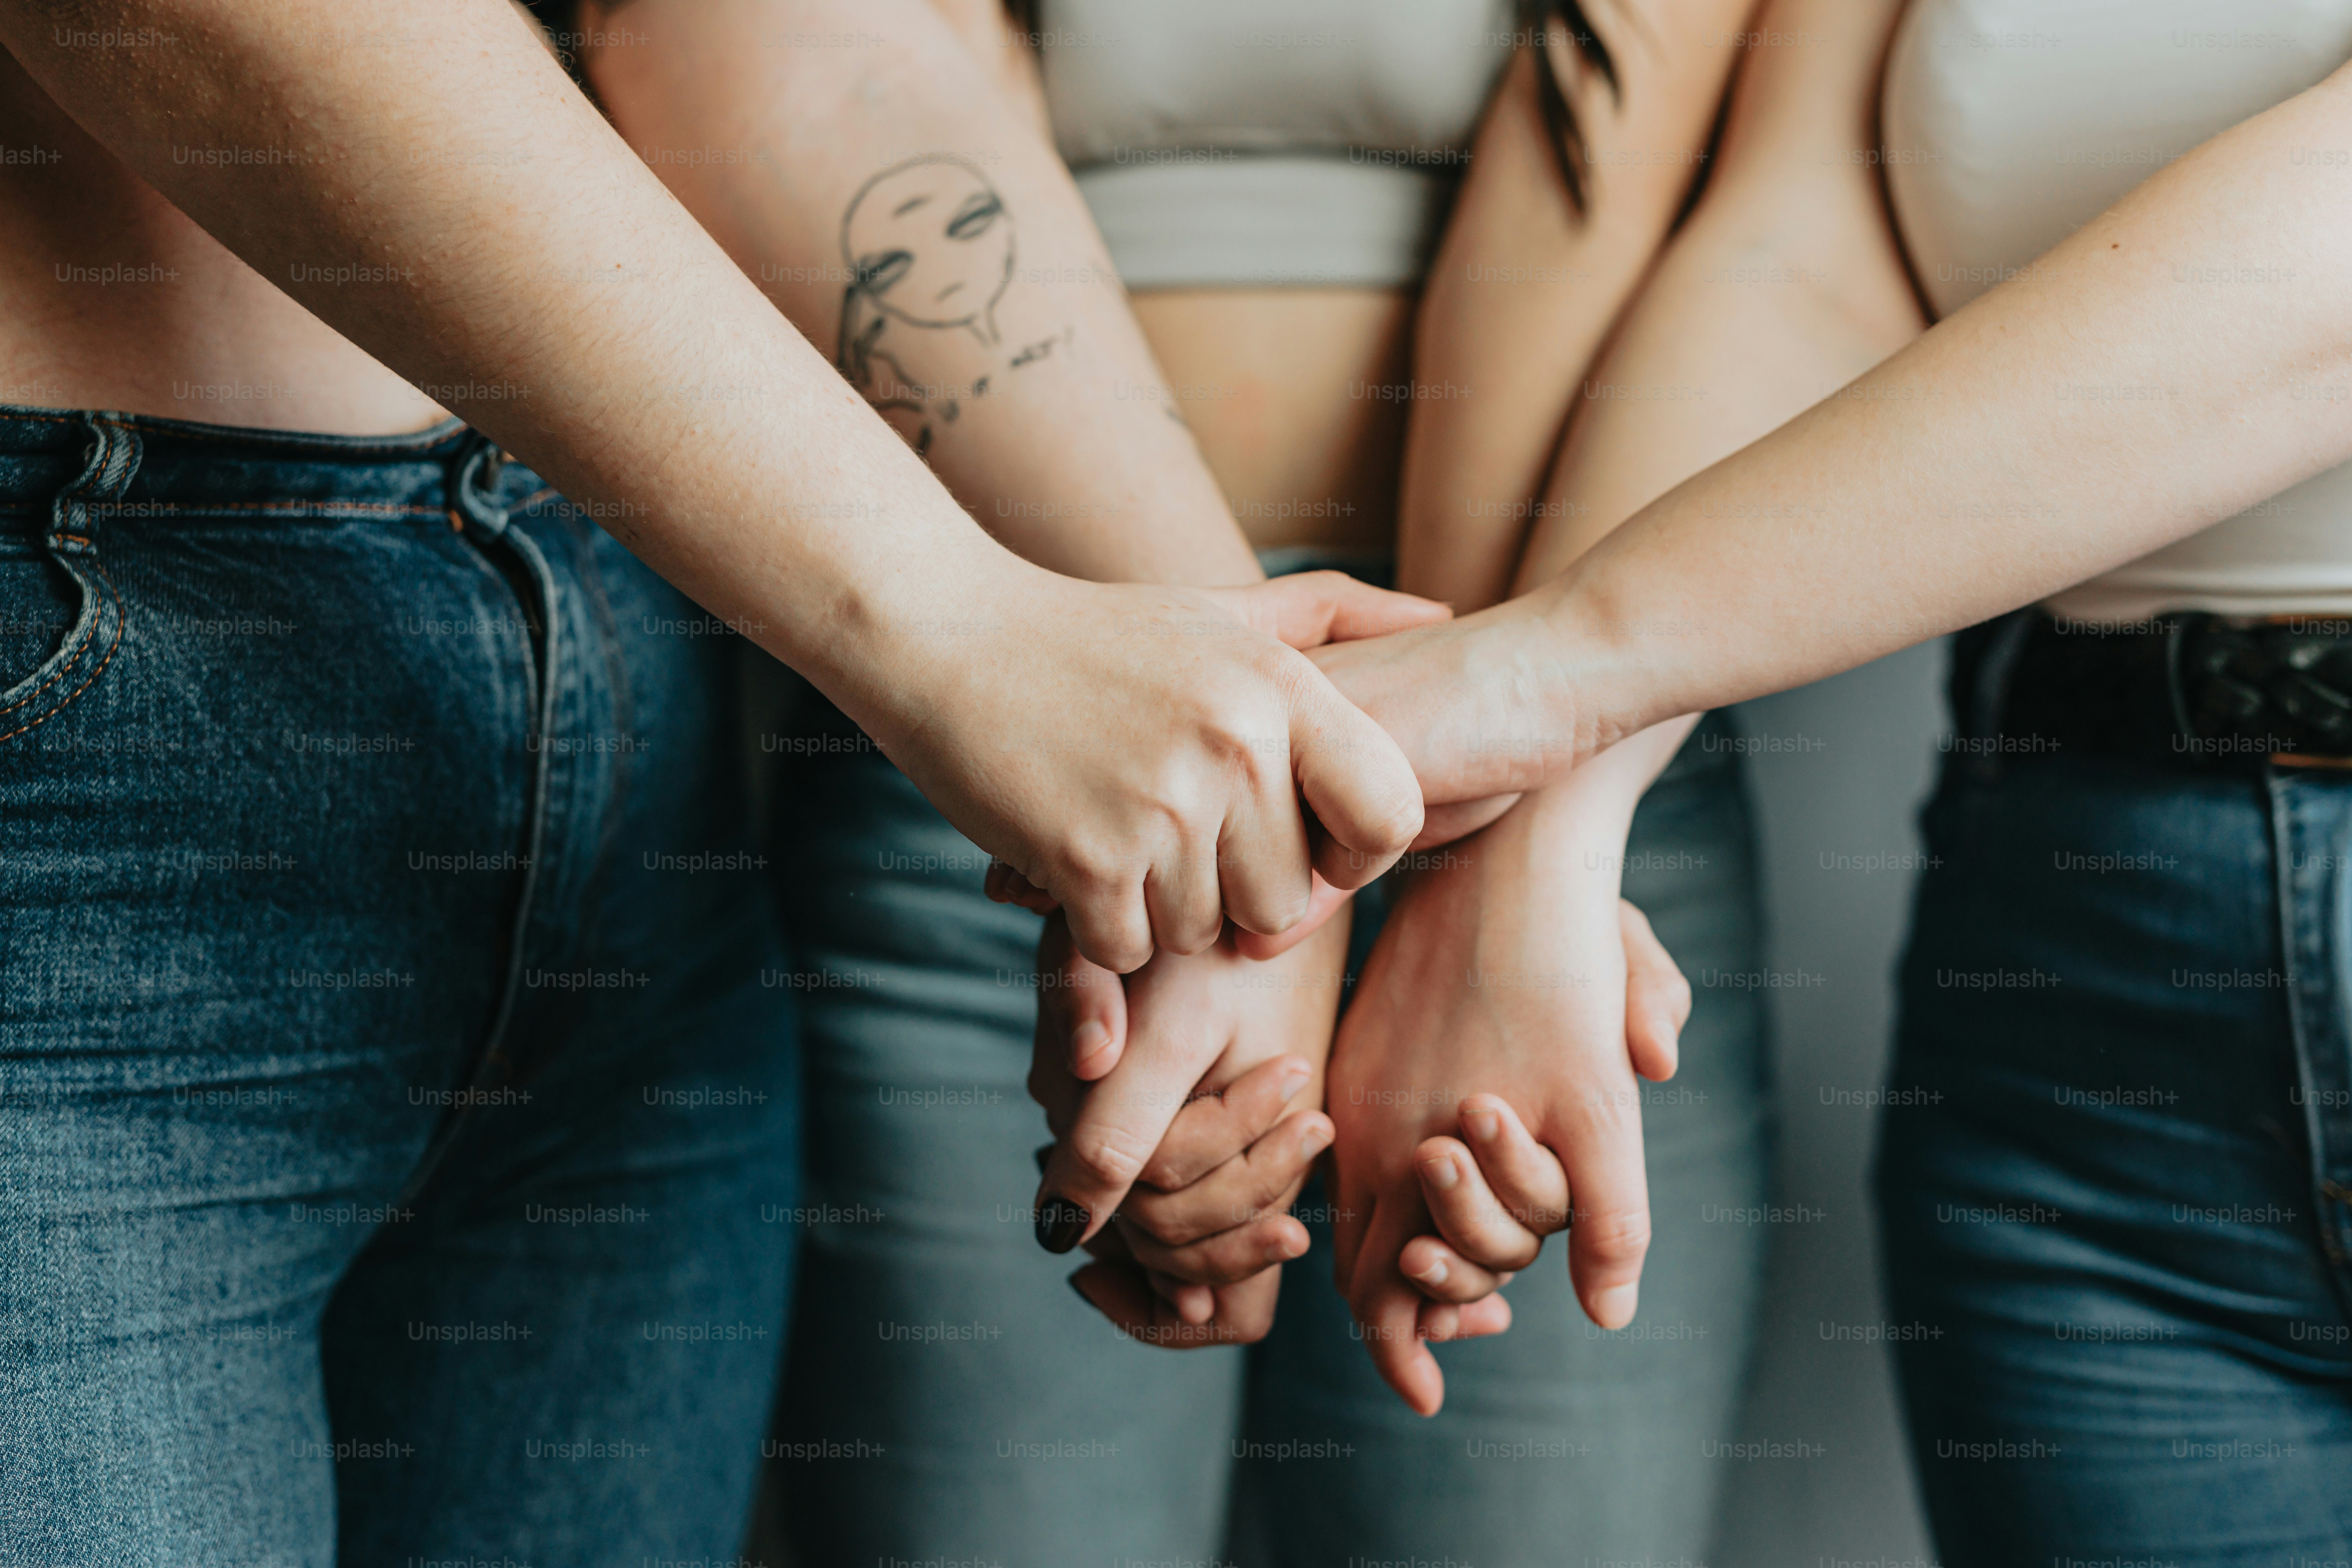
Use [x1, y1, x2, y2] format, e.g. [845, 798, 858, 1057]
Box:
[759, 617, 1775, 1564]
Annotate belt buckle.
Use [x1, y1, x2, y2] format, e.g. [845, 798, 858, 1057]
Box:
[2252, 613, 2352, 769]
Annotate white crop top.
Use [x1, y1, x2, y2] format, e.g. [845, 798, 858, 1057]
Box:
[1036, 0, 1514, 288]
[1883, 0, 2352, 621]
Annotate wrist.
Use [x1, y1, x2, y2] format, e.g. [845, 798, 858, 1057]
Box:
[1518, 567, 1665, 765]
[793, 529, 1053, 750]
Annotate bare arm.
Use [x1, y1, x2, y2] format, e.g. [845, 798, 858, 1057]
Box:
[1326, 0, 1925, 1411]
[578, 0, 1257, 586]
[1328, 0, 1917, 1404]
[1514, 0, 1920, 587]
[1331, 26, 2352, 802]
[1397, 1, 1755, 612]
[0, 0, 1429, 968]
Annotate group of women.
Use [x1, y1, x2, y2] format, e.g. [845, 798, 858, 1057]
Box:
[4, 0, 2351, 1564]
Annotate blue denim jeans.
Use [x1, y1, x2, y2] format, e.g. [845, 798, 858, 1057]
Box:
[1883, 717, 2352, 1560]
[760, 633, 1772, 1566]
[0, 407, 799, 1566]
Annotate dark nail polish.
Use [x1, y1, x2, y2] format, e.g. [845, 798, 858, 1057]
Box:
[1035, 1196, 1087, 1254]
[1033, 1143, 1053, 1176]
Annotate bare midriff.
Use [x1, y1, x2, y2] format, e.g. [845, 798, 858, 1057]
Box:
[1128, 288, 1411, 558]
[3, 48, 1417, 541]
[0, 51, 447, 436]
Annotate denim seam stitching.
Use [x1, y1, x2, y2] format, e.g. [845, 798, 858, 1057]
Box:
[84, 500, 445, 520]
[0, 555, 122, 743]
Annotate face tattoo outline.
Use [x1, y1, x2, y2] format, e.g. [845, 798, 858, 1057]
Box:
[840, 155, 1015, 348]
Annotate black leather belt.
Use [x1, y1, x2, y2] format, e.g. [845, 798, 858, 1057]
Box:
[1954, 610, 2352, 774]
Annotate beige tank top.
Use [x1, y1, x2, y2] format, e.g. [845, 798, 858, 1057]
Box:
[1883, 0, 2352, 621]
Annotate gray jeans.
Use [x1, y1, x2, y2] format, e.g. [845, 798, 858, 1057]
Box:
[757, 676, 1772, 1567]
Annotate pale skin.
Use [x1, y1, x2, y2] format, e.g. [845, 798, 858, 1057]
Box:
[573, 0, 1927, 1410]
[0, 0, 1438, 978]
[574, 0, 1261, 588]
[1318, 0, 2352, 1406]
[560, 0, 1439, 1332]
[1315, 1, 2352, 807]
[1328, 0, 1928, 1411]
[1062, 0, 2352, 1408]
[1028, 0, 1765, 1372]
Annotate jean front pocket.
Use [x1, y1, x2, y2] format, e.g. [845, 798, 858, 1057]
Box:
[0, 527, 124, 746]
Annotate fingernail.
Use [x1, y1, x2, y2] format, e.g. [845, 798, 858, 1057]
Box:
[1410, 1256, 1449, 1286]
[1464, 1109, 1500, 1144]
[1418, 1152, 1459, 1191]
[1279, 1059, 1311, 1098]
[1653, 1013, 1680, 1053]
[1266, 1227, 1307, 1264]
[1594, 1284, 1638, 1329]
[1071, 1019, 1110, 1065]
[1035, 1196, 1088, 1254]
[1033, 1143, 1052, 1175]
[1300, 1121, 1332, 1160]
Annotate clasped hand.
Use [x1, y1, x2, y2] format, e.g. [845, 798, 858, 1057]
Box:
[1027, 783, 1693, 1415]
[937, 570, 1449, 972]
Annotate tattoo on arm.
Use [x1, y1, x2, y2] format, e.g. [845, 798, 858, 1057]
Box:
[835, 154, 1070, 456]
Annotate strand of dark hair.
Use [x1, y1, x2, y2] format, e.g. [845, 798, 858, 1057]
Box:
[1520, 0, 1619, 215]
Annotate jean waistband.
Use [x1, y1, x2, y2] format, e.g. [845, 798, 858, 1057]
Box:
[0, 403, 555, 531]
[1951, 608, 2352, 776]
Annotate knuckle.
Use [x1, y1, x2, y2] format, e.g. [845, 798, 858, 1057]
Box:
[1477, 1235, 1541, 1273]
[1160, 911, 1221, 958]
[1127, 1200, 1211, 1248]
[1069, 1127, 1148, 1191]
[1157, 1216, 1215, 1248]
[1250, 1161, 1298, 1211]
[1197, 1260, 1256, 1287]
[1374, 799, 1422, 856]
[1062, 832, 1133, 890]
[1573, 1204, 1653, 1267]
[1253, 896, 1306, 936]
[1145, 1139, 1221, 1193]
[1251, 1158, 1307, 1214]
[1136, 1149, 1189, 1190]
[1490, 1183, 1569, 1234]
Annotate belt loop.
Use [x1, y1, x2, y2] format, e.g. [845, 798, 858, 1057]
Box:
[2162, 612, 2198, 749]
[447, 428, 511, 537]
[1955, 609, 2034, 783]
[52, 412, 144, 554]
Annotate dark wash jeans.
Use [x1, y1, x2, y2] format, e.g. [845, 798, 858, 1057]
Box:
[0, 407, 799, 1566]
[1882, 626, 2352, 1564]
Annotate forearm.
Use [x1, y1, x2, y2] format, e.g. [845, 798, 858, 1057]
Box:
[1396, 9, 1750, 612]
[1513, 0, 1920, 592]
[582, 0, 1258, 587]
[1375, 4, 1908, 821]
[0, 0, 1049, 743]
[1502, 714, 1695, 910]
[1533, 57, 2352, 741]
